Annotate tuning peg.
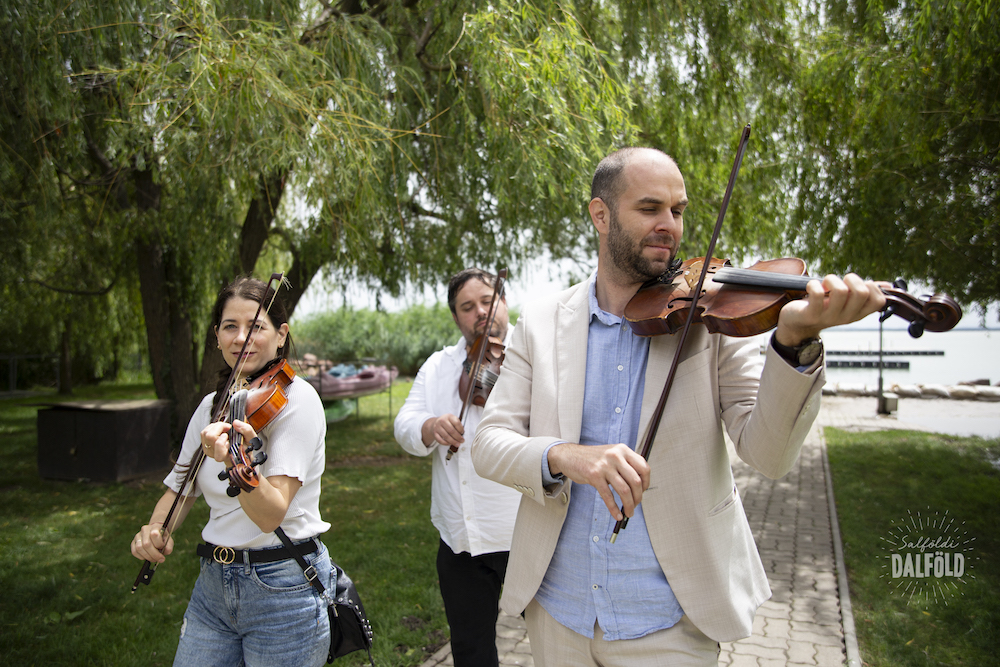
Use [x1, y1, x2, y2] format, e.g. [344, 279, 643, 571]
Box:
[252, 452, 267, 466]
[226, 485, 241, 497]
[249, 437, 263, 451]
[908, 320, 925, 338]
[893, 278, 908, 290]
[879, 304, 896, 323]
[218, 469, 229, 481]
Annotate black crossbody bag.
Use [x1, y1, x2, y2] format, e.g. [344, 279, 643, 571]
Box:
[274, 528, 375, 665]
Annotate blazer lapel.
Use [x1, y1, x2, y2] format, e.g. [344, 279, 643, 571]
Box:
[555, 284, 590, 442]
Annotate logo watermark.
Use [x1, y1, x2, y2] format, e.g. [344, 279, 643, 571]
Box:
[879, 508, 977, 605]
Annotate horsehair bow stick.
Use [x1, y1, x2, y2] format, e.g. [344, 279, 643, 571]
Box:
[610, 125, 751, 544]
[448, 267, 508, 461]
[132, 272, 288, 592]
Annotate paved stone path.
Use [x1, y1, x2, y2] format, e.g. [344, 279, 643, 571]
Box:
[420, 396, 999, 667]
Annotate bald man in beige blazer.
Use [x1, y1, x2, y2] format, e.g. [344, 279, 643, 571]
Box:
[472, 147, 886, 666]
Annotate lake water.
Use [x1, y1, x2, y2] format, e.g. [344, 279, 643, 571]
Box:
[748, 326, 999, 387]
[810, 327, 999, 387]
[748, 325, 1000, 439]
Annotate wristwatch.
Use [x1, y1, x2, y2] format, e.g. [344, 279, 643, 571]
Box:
[771, 334, 823, 367]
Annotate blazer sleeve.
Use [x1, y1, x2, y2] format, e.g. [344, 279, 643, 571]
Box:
[720, 335, 825, 479]
[472, 305, 564, 505]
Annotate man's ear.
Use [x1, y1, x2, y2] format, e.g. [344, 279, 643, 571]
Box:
[589, 198, 610, 235]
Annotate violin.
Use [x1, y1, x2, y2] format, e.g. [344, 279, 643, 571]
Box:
[624, 256, 963, 340]
[217, 358, 296, 496]
[459, 335, 506, 408]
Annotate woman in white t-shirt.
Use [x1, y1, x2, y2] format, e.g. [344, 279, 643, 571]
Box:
[131, 276, 331, 666]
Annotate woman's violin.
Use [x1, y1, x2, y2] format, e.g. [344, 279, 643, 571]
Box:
[624, 256, 962, 340]
[218, 358, 296, 496]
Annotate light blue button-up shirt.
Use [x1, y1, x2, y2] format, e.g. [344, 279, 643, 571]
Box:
[535, 276, 684, 639]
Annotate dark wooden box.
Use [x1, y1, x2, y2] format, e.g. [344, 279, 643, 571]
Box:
[37, 399, 172, 482]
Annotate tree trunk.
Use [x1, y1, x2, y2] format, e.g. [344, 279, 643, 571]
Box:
[239, 172, 286, 274]
[137, 237, 199, 441]
[282, 250, 320, 317]
[198, 170, 287, 396]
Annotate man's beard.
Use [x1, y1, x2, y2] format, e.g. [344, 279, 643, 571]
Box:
[606, 208, 675, 282]
[467, 312, 508, 345]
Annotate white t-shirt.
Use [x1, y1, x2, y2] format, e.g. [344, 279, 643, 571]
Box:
[164, 375, 330, 548]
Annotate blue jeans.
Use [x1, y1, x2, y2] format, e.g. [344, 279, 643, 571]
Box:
[173, 540, 332, 667]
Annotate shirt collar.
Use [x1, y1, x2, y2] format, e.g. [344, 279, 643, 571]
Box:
[587, 272, 621, 327]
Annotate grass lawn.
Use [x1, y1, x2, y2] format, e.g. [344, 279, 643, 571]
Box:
[827, 427, 1000, 666]
[0, 380, 448, 667]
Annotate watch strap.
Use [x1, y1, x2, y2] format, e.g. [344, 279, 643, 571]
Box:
[771, 333, 822, 366]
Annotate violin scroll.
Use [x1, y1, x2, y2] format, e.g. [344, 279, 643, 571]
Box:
[879, 279, 962, 338]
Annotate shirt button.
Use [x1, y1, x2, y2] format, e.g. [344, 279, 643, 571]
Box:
[614, 407, 622, 414]
[617, 365, 624, 371]
[592, 584, 599, 590]
[592, 535, 600, 543]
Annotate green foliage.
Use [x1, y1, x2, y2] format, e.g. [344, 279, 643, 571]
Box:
[0, 381, 449, 666]
[604, 0, 803, 264]
[3, 0, 997, 416]
[827, 427, 1000, 666]
[1, 0, 636, 413]
[792, 0, 1000, 307]
[293, 303, 462, 376]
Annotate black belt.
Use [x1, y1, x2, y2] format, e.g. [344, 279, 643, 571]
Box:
[197, 539, 319, 565]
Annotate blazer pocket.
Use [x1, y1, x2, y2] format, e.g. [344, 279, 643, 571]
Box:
[708, 484, 739, 516]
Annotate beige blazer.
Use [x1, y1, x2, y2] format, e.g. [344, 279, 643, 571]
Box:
[472, 280, 823, 642]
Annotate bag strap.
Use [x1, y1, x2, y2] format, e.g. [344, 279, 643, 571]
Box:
[274, 527, 327, 597]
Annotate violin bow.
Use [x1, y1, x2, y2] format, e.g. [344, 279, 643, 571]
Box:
[132, 272, 287, 591]
[610, 126, 751, 543]
[448, 267, 508, 461]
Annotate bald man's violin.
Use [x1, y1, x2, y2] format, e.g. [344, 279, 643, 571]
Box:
[624, 256, 962, 339]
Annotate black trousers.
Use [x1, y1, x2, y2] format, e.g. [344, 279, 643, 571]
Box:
[436, 539, 510, 667]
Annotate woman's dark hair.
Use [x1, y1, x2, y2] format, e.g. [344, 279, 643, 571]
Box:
[210, 276, 293, 416]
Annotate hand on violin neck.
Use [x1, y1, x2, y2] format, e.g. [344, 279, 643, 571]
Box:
[200, 419, 259, 466]
[776, 273, 887, 346]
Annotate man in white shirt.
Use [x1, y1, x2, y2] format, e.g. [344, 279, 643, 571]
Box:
[394, 268, 522, 666]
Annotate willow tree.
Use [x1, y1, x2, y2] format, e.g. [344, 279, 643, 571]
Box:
[2, 0, 634, 432]
[583, 0, 804, 266]
[791, 0, 999, 313]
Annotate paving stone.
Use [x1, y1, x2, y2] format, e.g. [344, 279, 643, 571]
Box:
[762, 617, 792, 639]
[730, 641, 787, 661]
[786, 639, 818, 664]
[814, 643, 847, 665]
[738, 633, 788, 651]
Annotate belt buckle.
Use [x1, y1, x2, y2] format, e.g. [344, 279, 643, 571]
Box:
[212, 545, 236, 564]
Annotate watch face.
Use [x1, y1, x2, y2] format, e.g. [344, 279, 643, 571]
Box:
[798, 340, 823, 366]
